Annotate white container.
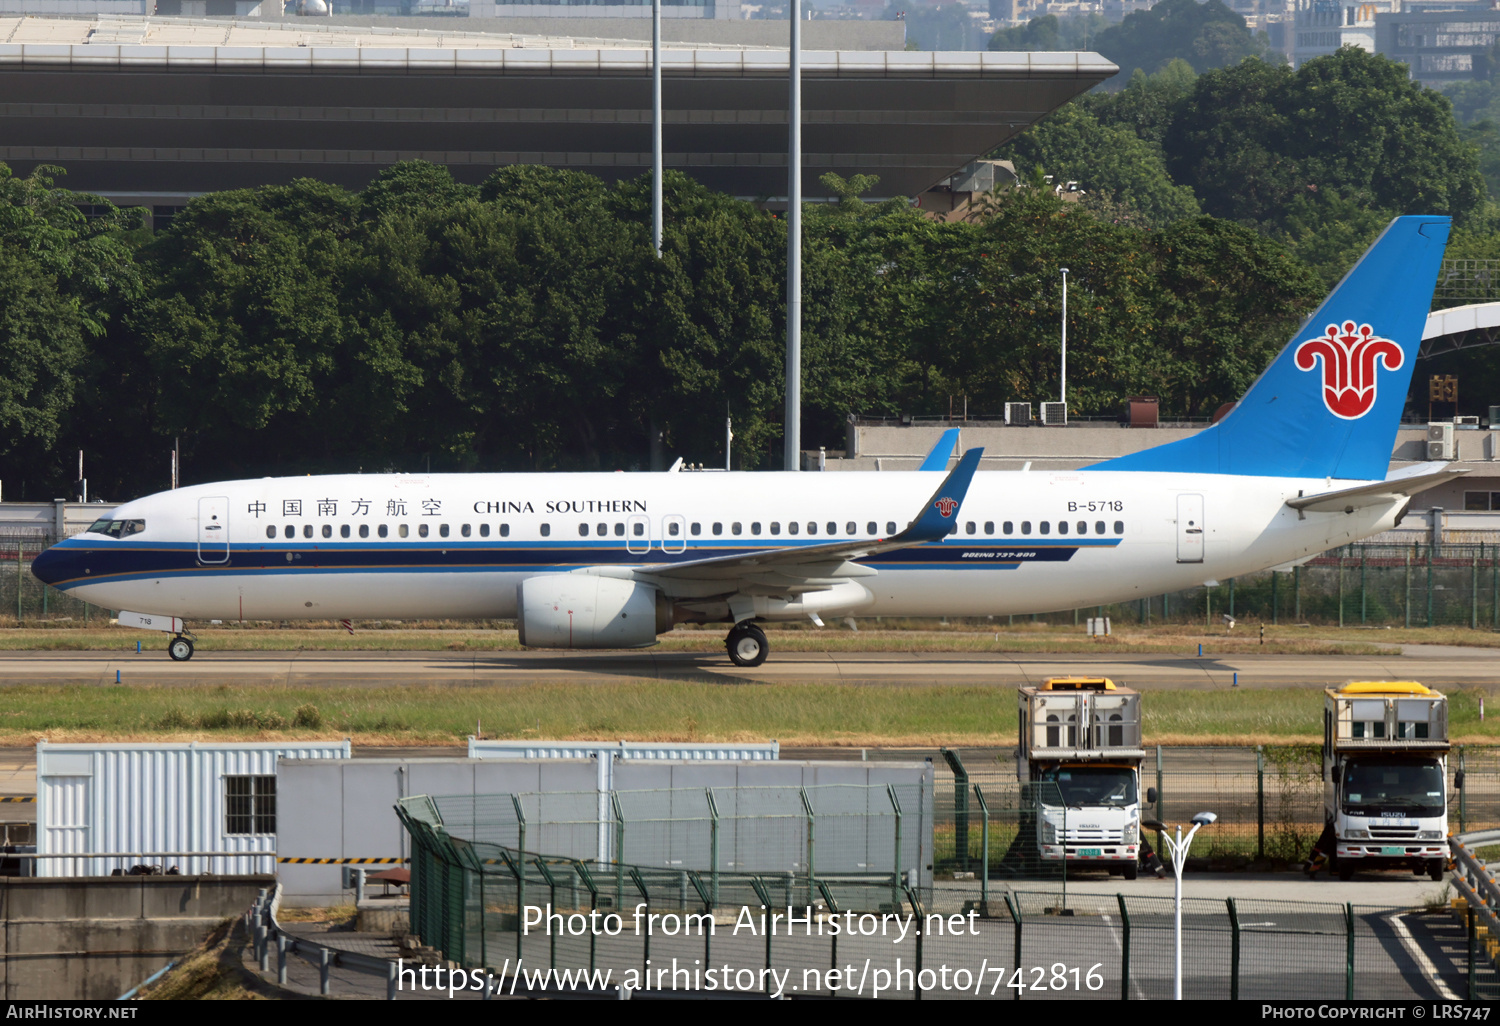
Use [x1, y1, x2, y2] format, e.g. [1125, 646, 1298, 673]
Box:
[36, 740, 350, 877]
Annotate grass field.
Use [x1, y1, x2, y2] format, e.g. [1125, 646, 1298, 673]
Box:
[3, 680, 1497, 747]
[0, 619, 1451, 656]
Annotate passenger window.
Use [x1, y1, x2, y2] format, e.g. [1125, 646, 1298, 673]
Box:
[302, 525, 313, 539]
[359, 525, 370, 539]
[712, 523, 723, 536]
[846, 522, 856, 535]
[398, 524, 409, 539]
[732, 523, 743, 535]
[579, 523, 590, 537]
[632, 523, 644, 537]
[266, 526, 276, 539]
[378, 524, 389, 538]
[787, 522, 797, 535]
[439, 523, 450, 538]
[827, 522, 837, 535]
[1077, 521, 1087, 535]
[965, 521, 976, 535]
[1004, 521, 1013, 534]
[1114, 521, 1124, 534]
[867, 522, 877, 535]
[985, 521, 994, 534]
[668, 522, 680, 537]
[461, 524, 472, 537]
[1040, 522, 1051, 535]
[886, 522, 896, 535]
[751, 522, 762, 536]
[1021, 522, 1032, 535]
[1095, 521, 1105, 535]
[614, 523, 624, 537]
[340, 525, 350, 539]
[540, 524, 551, 537]
[597, 523, 607, 537]
[1058, 521, 1068, 535]
[500, 524, 510, 537]
[690, 523, 701, 536]
[771, 522, 782, 536]
[283, 525, 293, 539]
[479, 524, 489, 538]
[418, 524, 429, 538]
[322, 525, 332, 539]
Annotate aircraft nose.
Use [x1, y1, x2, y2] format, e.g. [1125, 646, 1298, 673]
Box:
[30, 545, 69, 587]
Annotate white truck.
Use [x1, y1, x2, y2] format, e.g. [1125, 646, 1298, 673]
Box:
[1017, 677, 1152, 879]
[1322, 681, 1453, 882]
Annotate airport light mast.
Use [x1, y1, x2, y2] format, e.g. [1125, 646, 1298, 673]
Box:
[651, 0, 663, 258]
[783, 0, 802, 471]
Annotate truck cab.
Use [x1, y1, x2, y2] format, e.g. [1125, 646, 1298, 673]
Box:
[1018, 677, 1149, 879]
[1324, 682, 1451, 881]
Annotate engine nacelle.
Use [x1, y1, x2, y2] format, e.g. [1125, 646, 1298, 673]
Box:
[517, 574, 670, 649]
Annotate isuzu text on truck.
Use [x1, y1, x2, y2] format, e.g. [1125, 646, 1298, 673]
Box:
[1322, 681, 1453, 882]
[1016, 677, 1153, 879]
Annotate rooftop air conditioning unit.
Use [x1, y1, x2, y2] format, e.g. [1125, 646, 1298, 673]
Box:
[1454, 415, 1480, 427]
[1040, 401, 1068, 426]
[1428, 422, 1455, 460]
[1004, 402, 1032, 426]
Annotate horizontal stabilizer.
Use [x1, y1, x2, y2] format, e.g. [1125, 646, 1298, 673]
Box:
[1285, 463, 1468, 514]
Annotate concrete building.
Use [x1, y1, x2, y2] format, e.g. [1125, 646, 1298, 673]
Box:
[1289, 0, 1393, 67]
[0, 14, 1115, 212]
[1374, 4, 1500, 83]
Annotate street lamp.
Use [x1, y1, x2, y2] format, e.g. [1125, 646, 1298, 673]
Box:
[1156, 811, 1217, 1000]
[1059, 267, 1068, 408]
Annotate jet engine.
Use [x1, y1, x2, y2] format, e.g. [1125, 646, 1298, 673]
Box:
[516, 574, 672, 649]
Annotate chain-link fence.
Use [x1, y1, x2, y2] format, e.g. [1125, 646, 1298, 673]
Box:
[0, 534, 101, 626]
[396, 794, 1474, 999]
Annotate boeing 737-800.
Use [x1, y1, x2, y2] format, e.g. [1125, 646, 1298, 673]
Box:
[31, 216, 1462, 667]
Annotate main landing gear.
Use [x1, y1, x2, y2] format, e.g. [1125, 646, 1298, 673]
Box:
[167, 635, 195, 662]
[726, 622, 769, 667]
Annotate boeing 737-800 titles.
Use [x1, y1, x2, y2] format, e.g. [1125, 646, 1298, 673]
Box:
[31, 217, 1463, 667]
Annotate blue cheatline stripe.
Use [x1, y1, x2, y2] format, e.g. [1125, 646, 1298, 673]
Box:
[42, 537, 1117, 590]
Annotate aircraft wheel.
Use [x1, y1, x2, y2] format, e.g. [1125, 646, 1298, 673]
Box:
[726, 623, 769, 667]
[1122, 861, 1138, 881]
[168, 636, 194, 662]
[1429, 858, 1446, 882]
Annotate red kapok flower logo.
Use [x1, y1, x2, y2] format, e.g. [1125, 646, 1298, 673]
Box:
[934, 497, 959, 518]
[1293, 321, 1404, 420]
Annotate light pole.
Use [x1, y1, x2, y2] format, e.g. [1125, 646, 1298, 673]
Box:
[1157, 811, 1217, 1000]
[1059, 266, 1069, 408]
[651, 0, 663, 257]
[783, 0, 802, 471]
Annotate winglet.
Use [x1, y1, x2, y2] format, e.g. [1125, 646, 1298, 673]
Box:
[918, 428, 961, 471]
[900, 447, 984, 542]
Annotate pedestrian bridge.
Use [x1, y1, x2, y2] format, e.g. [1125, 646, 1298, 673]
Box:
[1423, 302, 1500, 359]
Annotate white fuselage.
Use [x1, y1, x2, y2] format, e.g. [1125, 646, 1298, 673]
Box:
[40, 468, 1406, 624]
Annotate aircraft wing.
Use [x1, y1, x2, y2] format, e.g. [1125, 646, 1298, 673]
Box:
[638, 447, 984, 583]
[1284, 462, 1468, 514]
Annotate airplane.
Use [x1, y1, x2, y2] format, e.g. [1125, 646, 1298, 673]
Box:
[31, 216, 1462, 667]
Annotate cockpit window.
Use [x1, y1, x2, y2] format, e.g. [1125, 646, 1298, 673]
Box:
[85, 519, 145, 538]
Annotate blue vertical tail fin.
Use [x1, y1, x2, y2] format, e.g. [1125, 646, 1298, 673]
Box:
[1090, 216, 1450, 480]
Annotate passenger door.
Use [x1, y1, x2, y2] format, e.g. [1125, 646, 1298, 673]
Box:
[197, 496, 230, 564]
[1176, 493, 1204, 564]
[661, 514, 686, 554]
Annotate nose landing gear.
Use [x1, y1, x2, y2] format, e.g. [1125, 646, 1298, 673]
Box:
[167, 635, 195, 661]
[725, 622, 769, 667]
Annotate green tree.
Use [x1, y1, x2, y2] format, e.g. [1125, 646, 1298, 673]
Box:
[988, 13, 1106, 52]
[1094, 0, 1267, 81]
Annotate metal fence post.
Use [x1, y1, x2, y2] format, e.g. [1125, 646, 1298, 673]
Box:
[817, 880, 840, 996]
[941, 749, 970, 874]
[1405, 553, 1412, 628]
[1360, 552, 1367, 625]
[1256, 746, 1265, 860]
[611, 792, 626, 907]
[1468, 903, 1477, 1001]
[534, 857, 559, 971]
[1116, 893, 1130, 1001]
[706, 788, 720, 908]
[1459, 747, 1468, 834]
[799, 787, 816, 906]
[1003, 893, 1021, 1002]
[1344, 903, 1354, 1001]
[887, 784, 903, 910]
[1156, 746, 1165, 827]
[277, 933, 288, 986]
[1492, 553, 1498, 630]
[1294, 564, 1301, 621]
[1473, 556, 1480, 631]
[576, 861, 600, 973]
[386, 958, 396, 1000]
[628, 868, 651, 983]
[318, 946, 331, 996]
[1271, 570, 1279, 625]
[1338, 556, 1345, 628]
[974, 785, 990, 913]
[1227, 897, 1240, 1001]
[1427, 547, 1435, 628]
[902, 878, 924, 1002]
